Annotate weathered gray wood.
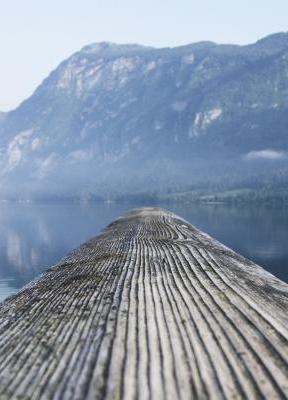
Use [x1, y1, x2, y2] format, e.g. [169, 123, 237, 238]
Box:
[0, 207, 288, 399]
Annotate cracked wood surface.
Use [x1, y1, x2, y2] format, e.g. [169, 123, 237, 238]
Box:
[0, 207, 288, 399]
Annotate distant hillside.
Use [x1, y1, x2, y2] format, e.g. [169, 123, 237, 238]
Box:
[0, 33, 288, 200]
[0, 112, 7, 123]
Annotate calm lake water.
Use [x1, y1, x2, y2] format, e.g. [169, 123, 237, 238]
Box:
[0, 202, 287, 302]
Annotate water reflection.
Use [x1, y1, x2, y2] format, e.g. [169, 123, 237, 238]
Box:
[0, 280, 17, 302]
[0, 202, 287, 302]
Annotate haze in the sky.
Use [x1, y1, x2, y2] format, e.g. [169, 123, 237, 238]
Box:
[0, 0, 287, 111]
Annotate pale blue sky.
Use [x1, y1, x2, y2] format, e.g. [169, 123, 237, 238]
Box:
[0, 0, 287, 111]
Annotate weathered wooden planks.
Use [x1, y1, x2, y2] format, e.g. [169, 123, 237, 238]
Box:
[0, 207, 288, 399]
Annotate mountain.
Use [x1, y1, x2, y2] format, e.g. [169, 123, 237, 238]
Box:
[0, 112, 7, 123]
[0, 33, 288, 200]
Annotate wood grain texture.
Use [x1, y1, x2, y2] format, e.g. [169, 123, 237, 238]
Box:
[0, 207, 287, 399]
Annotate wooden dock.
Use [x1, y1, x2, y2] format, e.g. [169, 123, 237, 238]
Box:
[0, 207, 287, 399]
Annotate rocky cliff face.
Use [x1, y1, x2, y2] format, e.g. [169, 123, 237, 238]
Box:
[0, 33, 288, 199]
